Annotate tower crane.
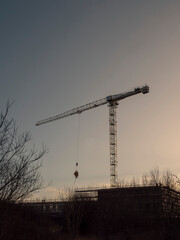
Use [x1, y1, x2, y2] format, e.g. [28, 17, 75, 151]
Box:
[36, 85, 149, 187]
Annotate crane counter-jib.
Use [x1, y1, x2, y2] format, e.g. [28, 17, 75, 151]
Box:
[106, 85, 149, 102]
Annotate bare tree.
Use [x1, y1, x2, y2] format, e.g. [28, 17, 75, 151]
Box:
[61, 188, 86, 238]
[142, 173, 149, 186]
[141, 167, 180, 190]
[117, 167, 179, 191]
[129, 176, 140, 187]
[149, 167, 161, 185]
[0, 102, 46, 202]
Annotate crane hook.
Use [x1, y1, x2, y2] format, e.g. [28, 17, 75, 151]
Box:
[74, 170, 79, 178]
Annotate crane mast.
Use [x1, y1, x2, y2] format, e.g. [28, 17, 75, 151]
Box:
[36, 85, 149, 187]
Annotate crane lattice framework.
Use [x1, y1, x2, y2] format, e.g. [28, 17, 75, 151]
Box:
[36, 85, 149, 187]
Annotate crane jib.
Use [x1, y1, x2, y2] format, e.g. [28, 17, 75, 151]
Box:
[36, 97, 107, 125]
[36, 85, 149, 126]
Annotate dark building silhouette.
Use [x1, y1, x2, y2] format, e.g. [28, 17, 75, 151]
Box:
[26, 186, 180, 220]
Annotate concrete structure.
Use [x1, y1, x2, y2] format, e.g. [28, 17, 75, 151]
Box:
[25, 186, 180, 220]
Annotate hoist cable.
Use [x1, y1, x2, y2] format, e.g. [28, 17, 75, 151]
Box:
[73, 114, 81, 186]
[75, 114, 81, 169]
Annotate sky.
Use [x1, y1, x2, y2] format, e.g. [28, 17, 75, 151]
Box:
[1, 0, 180, 199]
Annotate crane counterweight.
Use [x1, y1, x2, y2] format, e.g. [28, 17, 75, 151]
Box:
[141, 86, 149, 94]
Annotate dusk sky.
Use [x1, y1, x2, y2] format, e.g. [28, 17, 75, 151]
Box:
[1, 0, 180, 199]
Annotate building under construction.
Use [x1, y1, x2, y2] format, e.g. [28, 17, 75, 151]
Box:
[28, 185, 180, 221]
[75, 185, 180, 220]
[25, 185, 180, 239]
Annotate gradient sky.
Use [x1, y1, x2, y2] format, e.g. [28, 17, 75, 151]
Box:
[1, 0, 180, 199]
